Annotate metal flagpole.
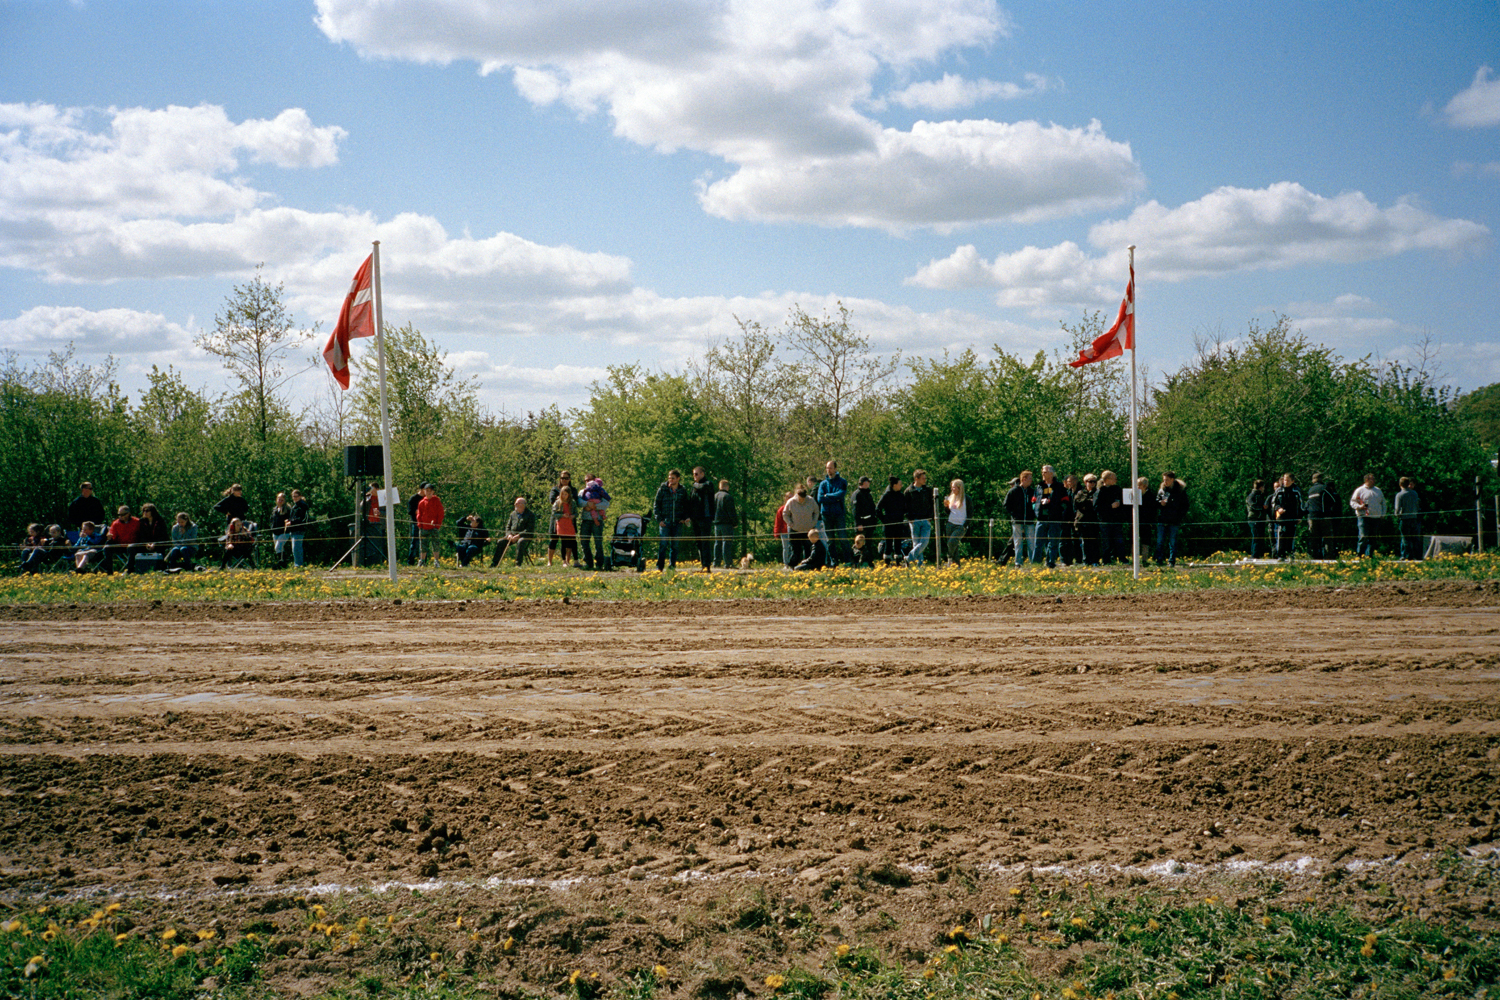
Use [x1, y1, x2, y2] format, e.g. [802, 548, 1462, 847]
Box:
[372, 241, 399, 583]
[1128, 245, 1140, 581]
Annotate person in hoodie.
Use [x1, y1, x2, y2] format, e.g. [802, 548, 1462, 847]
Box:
[815, 460, 849, 566]
[875, 476, 906, 565]
[1005, 470, 1038, 567]
[579, 475, 612, 570]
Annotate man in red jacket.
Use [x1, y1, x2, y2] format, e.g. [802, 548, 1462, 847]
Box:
[415, 483, 446, 566]
[105, 504, 141, 575]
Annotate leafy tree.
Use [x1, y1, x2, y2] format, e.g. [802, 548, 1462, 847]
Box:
[195, 265, 315, 443]
[1457, 382, 1500, 462]
[780, 302, 900, 458]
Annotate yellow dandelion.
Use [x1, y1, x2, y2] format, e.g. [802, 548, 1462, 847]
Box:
[197, 928, 216, 941]
[653, 965, 669, 978]
[2, 919, 20, 933]
[571, 969, 584, 985]
[454, 916, 463, 928]
[355, 917, 369, 933]
[922, 968, 936, 980]
[215, 955, 224, 967]
[161, 928, 177, 941]
[835, 943, 850, 957]
[106, 903, 122, 914]
[1070, 917, 1086, 928]
[245, 933, 260, 942]
[1442, 968, 1456, 981]
[502, 935, 516, 953]
[430, 951, 441, 963]
[172, 943, 189, 959]
[114, 932, 130, 946]
[1146, 919, 1161, 932]
[765, 974, 786, 990]
[994, 932, 1010, 944]
[947, 924, 967, 940]
[1010, 887, 1023, 897]
[1041, 910, 1051, 919]
[1261, 916, 1272, 927]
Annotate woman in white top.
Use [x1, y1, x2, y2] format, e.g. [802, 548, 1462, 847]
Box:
[944, 479, 968, 565]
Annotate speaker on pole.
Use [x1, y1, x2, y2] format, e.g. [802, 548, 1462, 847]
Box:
[343, 445, 384, 478]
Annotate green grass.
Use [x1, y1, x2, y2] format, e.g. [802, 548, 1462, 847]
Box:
[4, 890, 1496, 999]
[1, 552, 1496, 606]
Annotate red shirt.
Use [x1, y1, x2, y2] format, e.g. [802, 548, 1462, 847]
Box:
[415, 495, 445, 530]
[109, 516, 141, 544]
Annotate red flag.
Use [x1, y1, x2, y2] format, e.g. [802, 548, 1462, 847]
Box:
[1069, 264, 1134, 368]
[322, 254, 375, 389]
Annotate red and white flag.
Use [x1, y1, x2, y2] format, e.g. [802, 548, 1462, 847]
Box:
[322, 254, 375, 389]
[1069, 264, 1134, 368]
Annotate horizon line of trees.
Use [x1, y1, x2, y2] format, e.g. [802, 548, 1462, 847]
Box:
[3, 271, 1497, 561]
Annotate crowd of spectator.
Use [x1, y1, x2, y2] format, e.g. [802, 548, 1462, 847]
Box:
[17, 464, 1430, 575]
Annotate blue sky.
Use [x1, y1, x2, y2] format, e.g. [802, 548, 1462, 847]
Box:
[1, 0, 1497, 416]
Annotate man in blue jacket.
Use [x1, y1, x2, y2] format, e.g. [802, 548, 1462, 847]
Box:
[653, 469, 691, 570]
[815, 459, 849, 566]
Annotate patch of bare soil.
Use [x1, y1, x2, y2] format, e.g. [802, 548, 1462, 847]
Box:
[1, 583, 1497, 994]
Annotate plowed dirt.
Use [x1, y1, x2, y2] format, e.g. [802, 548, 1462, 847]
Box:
[2, 581, 1498, 994]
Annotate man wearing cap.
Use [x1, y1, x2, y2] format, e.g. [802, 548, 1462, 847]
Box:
[68, 481, 105, 531]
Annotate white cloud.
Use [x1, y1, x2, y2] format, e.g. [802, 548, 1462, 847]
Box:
[910, 182, 1490, 309]
[880, 72, 1053, 111]
[699, 119, 1140, 231]
[0, 305, 198, 355]
[1453, 159, 1500, 178]
[1440, 65, 1500, 128]
[313, 0, 1140, 229]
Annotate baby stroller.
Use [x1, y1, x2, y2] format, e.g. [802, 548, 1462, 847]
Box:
[610, 512, 646, 571]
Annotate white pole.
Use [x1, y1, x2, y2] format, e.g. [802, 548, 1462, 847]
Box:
[1128, 245, 1139, 581]
[372, 241, 399, 584]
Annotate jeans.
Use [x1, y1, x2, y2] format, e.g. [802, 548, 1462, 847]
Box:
[907, 519, 932, 566]
[1247, 519, 1266, 558]
[1155, 523, 1180, 566]
[1398, 518, 1422, 560]
[580, 518, 606, 569]
[407, 522, 421, 564]
[456, 543, 483, 566]
[821, 510, 848, 564]
[712, 524, 735, 567]
[657, 521, 683, 569]
[781, 534, 793, 567]
[1012, 522, 1037, 566]
[1272, 519, 1296, 559]
[165, 545, 197, 570]
[1101, 522, 1126, 564]
[1035, 521, 1062, 567]
[1356, 516, 1381, 556]
[944, 521, 967, 563]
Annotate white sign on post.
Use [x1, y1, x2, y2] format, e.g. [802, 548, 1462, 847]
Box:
[377, 487, 401, 508]
[1121, 488, 1140, 506]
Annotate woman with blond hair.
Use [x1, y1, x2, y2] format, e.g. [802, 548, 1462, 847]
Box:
[943, 479, 968, 565]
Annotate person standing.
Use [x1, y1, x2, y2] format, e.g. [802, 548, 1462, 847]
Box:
[1304, 473, 1335, 559]
[876, 476, 906, 565]
[653, 469, 692, 570]
[1350, 473, 1386, 557]
[1096, 470, 1125, 564]
[903, 469, 935, 567]
[415, 483, 445, 566]
[492, 497, 535, 566]
[578, 475, 612, 571]
[268, 492, 292, 567]
[1394, 477, 1422, 560]
[287, 489, 310, 567]
[943, 479, 968, 565]
[67, 481, 105, 531]
[853, 475, 879, 547]
[1269, 473, 1302, 559]
[551, 486, 579, 567]
[1059, 473, 1080, 565]
[1005, 470, 1038, 567]
[1073, 474, 1101, 566]
[213, 484, 249, 532]
[774, 491, 793, 567]
[711, 479, 738, 569]
[1033, 465, 1071, 568]
[1135, 476, 1157, 561]
[816, 460, 849, 566]
[545, 471, 574, 565]
[1153, 472, 1189, 567]
[783, 485, 819, 566]
[1245, 479, 1269, 558]
[690, 466, 716, 572]
[406, 485, 423, 564]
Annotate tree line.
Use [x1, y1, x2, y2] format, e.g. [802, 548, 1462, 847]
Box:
[3, 272, 1495, 562]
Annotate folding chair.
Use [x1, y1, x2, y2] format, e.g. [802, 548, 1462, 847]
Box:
[220, 521, 258, 570]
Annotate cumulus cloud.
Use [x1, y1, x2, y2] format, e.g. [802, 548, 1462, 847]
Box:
[314, 0, 1140, 229]
[1440, 65, 1500, 128]
[0, 305, 198, 355]
[879, 72, 1053, 111]
[910, 182, 1490, 309]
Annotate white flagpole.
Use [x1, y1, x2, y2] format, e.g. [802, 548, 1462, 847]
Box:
[372, 241, 399, 584]
[1128, 245, 1140, 581]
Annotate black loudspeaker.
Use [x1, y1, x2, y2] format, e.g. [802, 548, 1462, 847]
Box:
[343, 445, 383, 477]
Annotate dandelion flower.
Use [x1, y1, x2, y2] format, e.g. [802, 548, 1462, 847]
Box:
[1146, 919, 1161, 932]
[765, 974, 785, 989]
[114, 933, 129, 946]
[454, 916, 463, 928]
[835, 944, 850, 957]
[106, 903, 122, 914]
[172, 944, 189, 959]
[430, 951, 441, 963]
[197, 929, 216, 941]
[1070, 917, 1086, 928]
[2, 919, 20, 933]
[571, 970, 584, 985]
[161, 928, 177, 941]
[502, 936, 516, 953]
[653, 965, 669, 978]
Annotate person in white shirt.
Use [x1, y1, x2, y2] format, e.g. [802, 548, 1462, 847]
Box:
[1349, 473, 1386, 556]
[943, 479, 968, 565]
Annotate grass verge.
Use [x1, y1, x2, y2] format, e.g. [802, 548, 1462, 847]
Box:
[1, 553, 1497, 606]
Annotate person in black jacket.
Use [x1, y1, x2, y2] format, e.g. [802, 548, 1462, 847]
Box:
[711, 480, 738, 568]
[213, 484, 249, 531]
[876, 476, 906, 564]
[653, 469, 691, 570]
[1096, 470, 1125, 564]
[455, 513, 489, 567]
[287, 489, 310, 567]
[1245, 479, 1269, 558]
[853, 476, 879, 543]
[1073, 474, 1101, 566]
[690, 466, 716, 572]
[1153, 472, 1189, 567]
[1004, 470, 1037, 567]
[794, 529, 827, 571]
[1269, 473, 1302, 559]
[67, 482, 105, 530]
[903, 470, 935, 566]
[1304, 472, 1335, 559]
[1033, 465, 1071, 568]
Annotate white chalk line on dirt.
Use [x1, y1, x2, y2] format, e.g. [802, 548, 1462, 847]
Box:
[16, 846, 1498, 907]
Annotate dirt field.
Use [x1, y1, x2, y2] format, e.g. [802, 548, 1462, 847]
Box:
[2, 582, 1498, 993]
